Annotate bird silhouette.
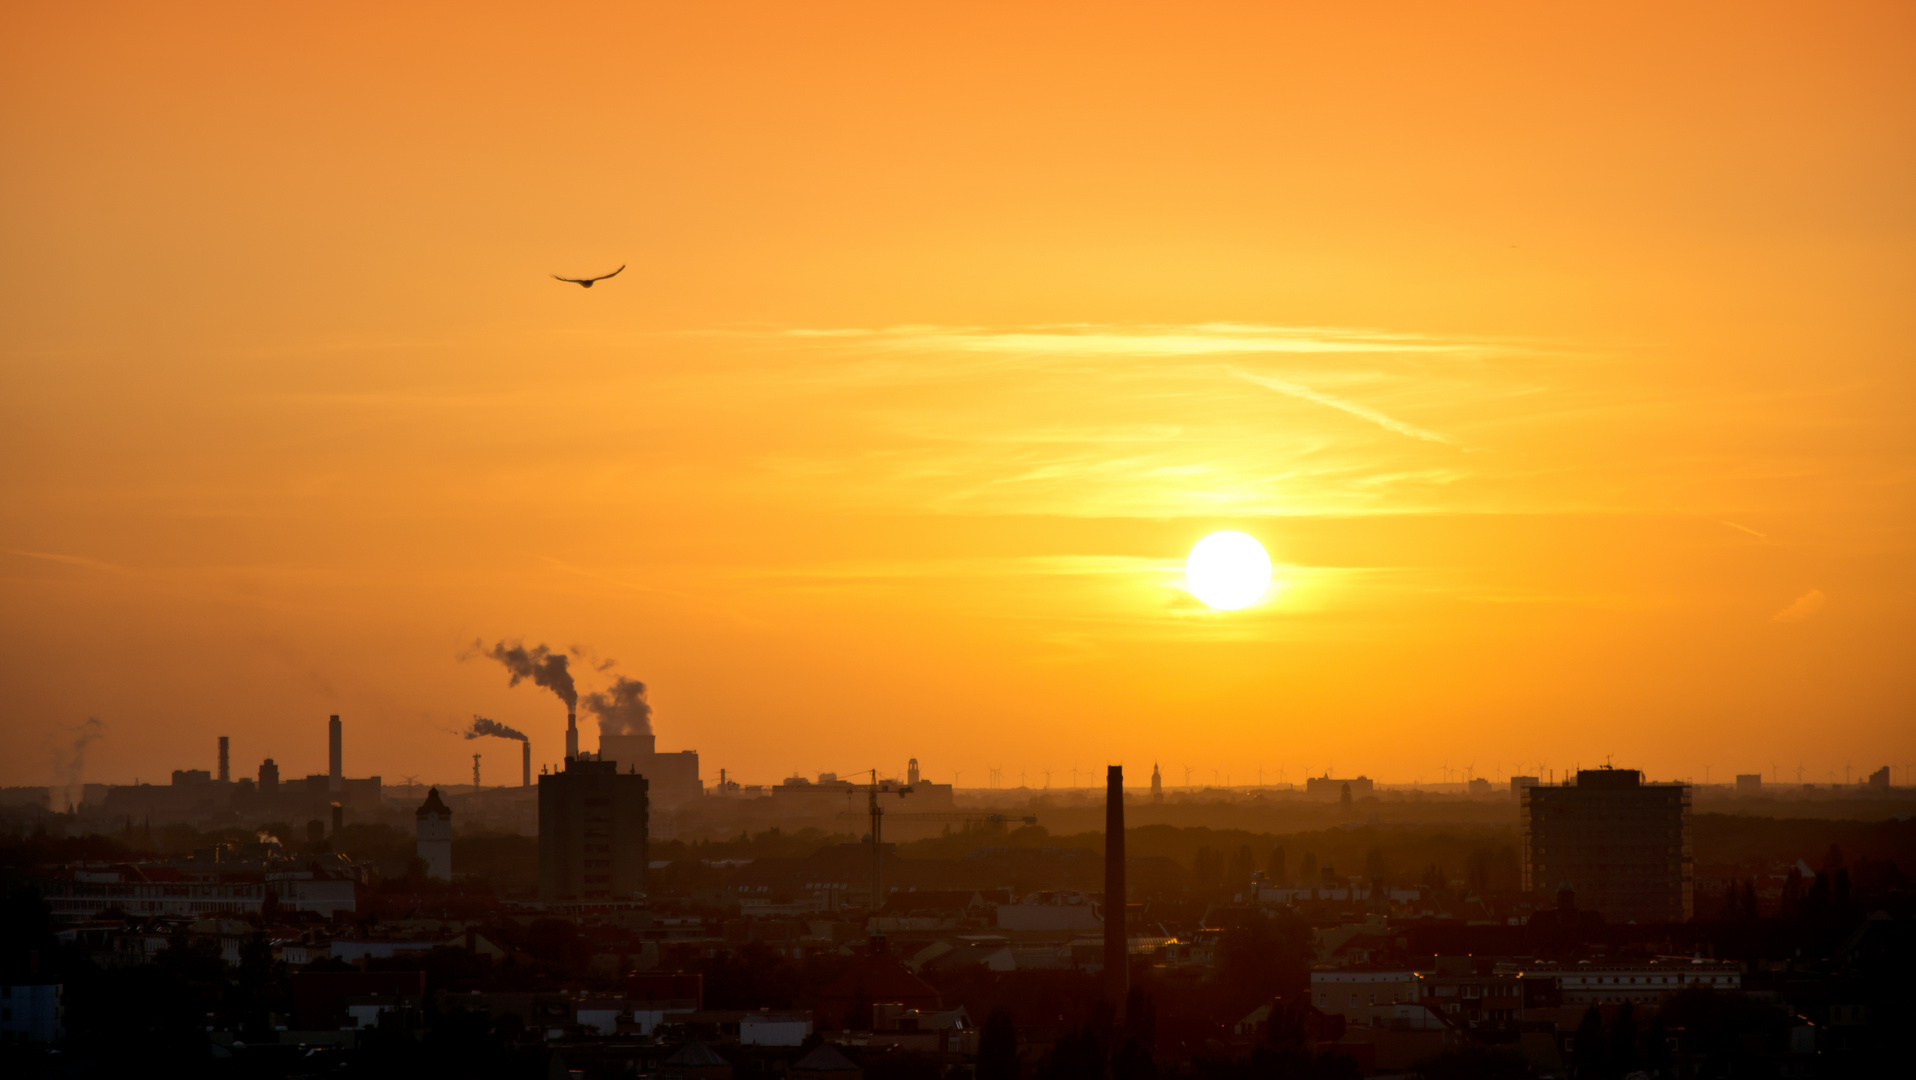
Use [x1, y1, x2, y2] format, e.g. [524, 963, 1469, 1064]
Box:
[552, 265, 625, 288]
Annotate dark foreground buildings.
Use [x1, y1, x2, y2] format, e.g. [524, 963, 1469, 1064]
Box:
[1521, 766, 1693, 923]
[537, 757, 648, 902]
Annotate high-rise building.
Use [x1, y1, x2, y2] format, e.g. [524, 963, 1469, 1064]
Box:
[1735, 774, 1762, 793]
[258, 758, 280, 795]
[1151, 763, 1163, 804]
[1521, 768, 1692, 924]
[538, 757, 648, 902]
[415, 787, 452, 880]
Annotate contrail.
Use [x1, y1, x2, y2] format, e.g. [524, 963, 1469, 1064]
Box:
[1231, 368, 1452, 444]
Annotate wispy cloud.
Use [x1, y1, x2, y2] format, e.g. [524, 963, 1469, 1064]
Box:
[1230, 368, 1455, 444]
[1771, 589, 1825, 623]
[796, 323, 1495, 357]
[3, 549, 135, 574]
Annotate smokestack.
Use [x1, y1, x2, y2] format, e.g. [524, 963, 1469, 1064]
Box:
[523, 740, 531, 787]
[566, 711, 578, 760]
[218, 736, 229, 782]
[328, 715, 342, 793]
[1105, 765, 1127, 1004]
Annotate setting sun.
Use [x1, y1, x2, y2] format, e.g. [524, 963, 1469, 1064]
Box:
[1185, 531, 1273, 611]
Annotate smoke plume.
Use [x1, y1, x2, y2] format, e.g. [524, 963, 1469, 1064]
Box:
[479, 641, 577, 709]
[51, 716, 105, 812]
[583, 676, 653, 737]
[465, 715, 528, 742]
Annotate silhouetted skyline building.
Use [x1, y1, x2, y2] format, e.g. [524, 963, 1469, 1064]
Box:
[539, 757, 648, 902]
[415, 787, 451, 880]
[596, 733, 701, 809]
[1521, 767, 1692, 923]
[1306, 774, 1374, 799]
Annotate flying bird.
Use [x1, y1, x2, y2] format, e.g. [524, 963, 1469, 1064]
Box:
[552, 265, 625, 288]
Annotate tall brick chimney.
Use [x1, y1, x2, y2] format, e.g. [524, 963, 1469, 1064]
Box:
[1105, 765, 1127, 1004]
[328, 715, 342, 793]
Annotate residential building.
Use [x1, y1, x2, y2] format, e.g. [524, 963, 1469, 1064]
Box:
[1521, 767, 1693, 923]
[538, 757, 649, 902]
[1310, 970, 1434, 1029]
[1521, 960, 1739, 1005]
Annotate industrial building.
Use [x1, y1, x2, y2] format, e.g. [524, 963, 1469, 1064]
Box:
[1520, 767, 1693, 923]
[595, 733, 702, 809]
[538, 757, 649, 903]
[1305, 775, 1375, 799]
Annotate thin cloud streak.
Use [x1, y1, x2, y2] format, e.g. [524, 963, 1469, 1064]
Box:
[1771, 589, 1826, 624]
[1231, 369, 1455, 444]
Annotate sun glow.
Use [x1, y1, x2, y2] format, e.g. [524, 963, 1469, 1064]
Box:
[1185, 531, 1273, 610]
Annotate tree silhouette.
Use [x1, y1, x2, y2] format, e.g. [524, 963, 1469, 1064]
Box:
[979, 1009, 1020, 1080]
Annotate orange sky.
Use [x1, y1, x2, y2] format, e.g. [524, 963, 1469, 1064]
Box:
[4, 2, 1913, 793]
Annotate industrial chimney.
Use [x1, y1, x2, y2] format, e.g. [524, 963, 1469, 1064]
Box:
[565, 711, 578, 760]
[218, 737, 230, 782]
[328, 715, 342, 793]
[1105, 765, 1127, 1004]
[522, 740, 531, 787]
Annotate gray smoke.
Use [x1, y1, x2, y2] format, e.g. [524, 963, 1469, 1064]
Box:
[52, 716, 105, 812]
[465, 715, 528, 742]
[479, 640, 578, 709]
[583, 676, 652, 737]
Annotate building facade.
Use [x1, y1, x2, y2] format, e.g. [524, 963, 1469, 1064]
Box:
[1521, 767, 1693, 923]
[538, 757, 649, 902]
[0, 984, 63, 1044]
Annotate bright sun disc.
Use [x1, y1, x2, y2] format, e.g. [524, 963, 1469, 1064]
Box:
[1185, 531, 1273, 610]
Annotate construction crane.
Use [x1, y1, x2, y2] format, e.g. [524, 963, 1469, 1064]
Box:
[837, 771, 1043, 911]
[847, 769, 910, 911]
